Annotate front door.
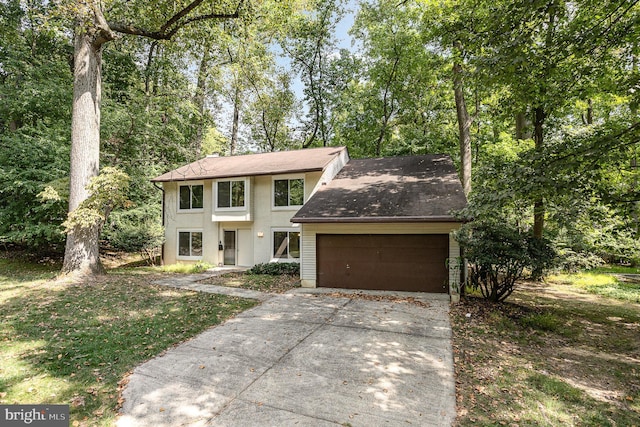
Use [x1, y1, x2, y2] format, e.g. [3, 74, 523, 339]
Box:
[223, 231, 235, 265]
[237, 229, 253, 267]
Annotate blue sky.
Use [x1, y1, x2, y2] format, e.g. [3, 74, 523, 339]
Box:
[215, 1, 360, 149]
[284, 1, 358, 99]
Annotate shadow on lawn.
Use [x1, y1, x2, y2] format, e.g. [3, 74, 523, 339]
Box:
[452, 285, 640, 426]
[1, 272, 256, 425]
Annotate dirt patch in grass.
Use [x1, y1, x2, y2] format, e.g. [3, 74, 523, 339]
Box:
[100, 251, 149, 269]
[199, 272, 301, 294]
[452, 281, 640, 426]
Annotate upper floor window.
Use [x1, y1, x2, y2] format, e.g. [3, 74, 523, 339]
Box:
[274, 178, 304, 207]
[179, 184, 203, 210]
[217, 180, 245, 209]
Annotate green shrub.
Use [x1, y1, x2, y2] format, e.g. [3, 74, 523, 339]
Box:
[161, 261, 213, 274]
[102, 204, 164, 265]
[555, 248, 604, 273]
[456, 222, 556, 302]
[247, 262, 300, 276]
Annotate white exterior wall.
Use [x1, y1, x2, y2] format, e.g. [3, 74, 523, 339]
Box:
[161, 168, 347, 266]
[250, 173, 322, 265]
[298, 222, 462, 293]
[162, 181, 219, 265]
[308, 148, 350, 193]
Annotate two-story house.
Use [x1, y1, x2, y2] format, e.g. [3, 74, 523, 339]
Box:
[151, 146, 350, 267]
[151, 146, 467, 296]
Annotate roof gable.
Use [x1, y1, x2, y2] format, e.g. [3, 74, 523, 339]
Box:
[291, 155, 467, 223]
[152, 146, 348, 182]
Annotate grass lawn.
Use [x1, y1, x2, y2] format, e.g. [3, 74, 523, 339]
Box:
[549, 270, 640, 303]
[199, 271, 301, 294]
[0, 257, 258, 426]
[452, 277, 640, 426]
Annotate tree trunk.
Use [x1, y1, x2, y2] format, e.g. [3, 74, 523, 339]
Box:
[62, 23, 105, 276]
[374, 55, 400, 157]
[582, 98, 593, 125]
[453, 48, 472, 197]
[632, 154, 639, 237]
[192, 43, 211, 158]
[60, 1, 239, 277]
[515, 111, 531, 140]
[532, 107, 546, 239]
[230, 82, 240, 155]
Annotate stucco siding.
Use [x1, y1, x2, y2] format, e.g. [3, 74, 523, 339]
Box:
[162, 170, 328, 266]
[162, 181, 219, 265]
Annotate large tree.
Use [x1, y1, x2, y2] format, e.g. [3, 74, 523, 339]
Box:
[282, 0, 345, 148]
[334, 0, 456, 157]
[60, 0, 243, 276]
[420, 0, 640, 238]
[463, 0, 637, 238]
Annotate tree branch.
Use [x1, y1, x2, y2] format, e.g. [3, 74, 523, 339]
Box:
[92, 3, 117, 47]
[159, 0, 207, 34]
[108, 0, 242, 41]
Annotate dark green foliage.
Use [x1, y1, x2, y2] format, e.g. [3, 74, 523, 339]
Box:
[460, 119, 640, 271]
[247, 262, 300, 276]
[0, 2, 72, 253]
[0, 126, 70, 253]
[102, 204, 164, 264]
[0, 4, 202, 254]
[555, 249, 604, 273]
[456, 222, 556, 302]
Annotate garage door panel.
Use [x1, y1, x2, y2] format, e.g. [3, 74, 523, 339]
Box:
[316, 234, 449, 293]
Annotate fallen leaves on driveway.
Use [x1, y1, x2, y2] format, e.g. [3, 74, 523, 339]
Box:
[320, 292, 431, 307]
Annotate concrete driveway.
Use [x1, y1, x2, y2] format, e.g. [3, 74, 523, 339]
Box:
[117, 289, 456, 426]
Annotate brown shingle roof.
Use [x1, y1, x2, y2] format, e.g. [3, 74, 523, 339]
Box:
[291, 155, 467, 223]
[151, 146, 348, 182]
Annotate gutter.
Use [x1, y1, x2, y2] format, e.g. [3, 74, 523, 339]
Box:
[290, 216, 465, 224]
[151, 167, 327, 183]
[152, 182, 165, 265]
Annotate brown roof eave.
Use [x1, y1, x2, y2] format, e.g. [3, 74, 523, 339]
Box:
[151, 167, 326, 183]
[290, 216, 464, 224]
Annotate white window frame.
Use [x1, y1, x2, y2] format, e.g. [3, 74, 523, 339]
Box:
[177, 229, 203, 260]
[178, 182, 204, 212]
[271, 228, 301, 262]
[272, 175, 305, 210]
[214, 178, 249, 212]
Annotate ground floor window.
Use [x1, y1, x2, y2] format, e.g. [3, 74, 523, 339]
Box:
[178, 231, 202, 258]
[273, 230, 300, 260]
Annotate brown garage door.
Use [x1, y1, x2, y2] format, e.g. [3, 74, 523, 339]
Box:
[316, 234, 449, 293]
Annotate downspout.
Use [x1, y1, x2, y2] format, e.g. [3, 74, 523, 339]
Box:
[152, 182, 165, 265]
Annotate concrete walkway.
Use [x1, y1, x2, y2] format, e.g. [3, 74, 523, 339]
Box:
[151, 269, 271, 302]
[117, 274, 456, 426]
